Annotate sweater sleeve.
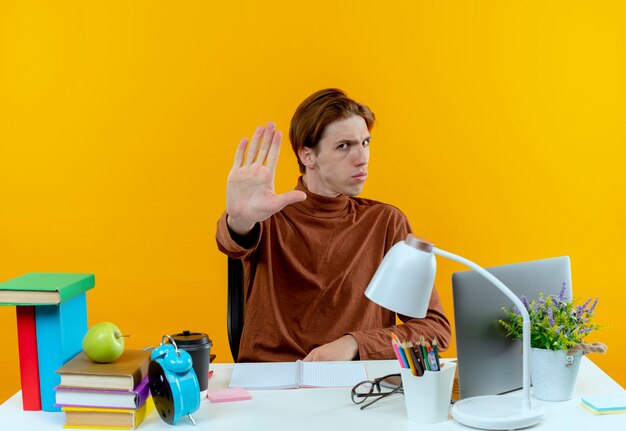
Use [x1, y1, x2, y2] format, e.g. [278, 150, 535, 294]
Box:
[215, 211, 262, 259]
[347, 286, 452, 360]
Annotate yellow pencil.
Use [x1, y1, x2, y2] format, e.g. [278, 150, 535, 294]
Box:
[402, 342, 418, 376]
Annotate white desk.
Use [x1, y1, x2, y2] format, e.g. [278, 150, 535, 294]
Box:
[1, 357, 624, 430]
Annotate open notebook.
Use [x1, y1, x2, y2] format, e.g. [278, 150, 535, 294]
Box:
[229, 360, 368, 389]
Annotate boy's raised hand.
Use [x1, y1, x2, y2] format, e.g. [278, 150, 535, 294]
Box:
[226, 121, 307, 235]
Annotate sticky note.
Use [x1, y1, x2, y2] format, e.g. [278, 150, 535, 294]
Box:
[581, 393, 626, 414]
[207, 387, 252, 403]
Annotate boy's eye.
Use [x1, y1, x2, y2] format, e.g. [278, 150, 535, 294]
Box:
[337, 143, 348, 150]
[363, 139, 370, 147]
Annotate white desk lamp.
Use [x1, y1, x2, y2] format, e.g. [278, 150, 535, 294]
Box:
[365, 234, 545, 430]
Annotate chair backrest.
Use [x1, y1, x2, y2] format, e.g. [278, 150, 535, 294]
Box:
[227, 257, 245, 362]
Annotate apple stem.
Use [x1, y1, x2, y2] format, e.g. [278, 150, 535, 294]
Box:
[116, 334, 131, 338]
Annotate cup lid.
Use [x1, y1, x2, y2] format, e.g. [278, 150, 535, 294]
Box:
[171, 330, 212, 346]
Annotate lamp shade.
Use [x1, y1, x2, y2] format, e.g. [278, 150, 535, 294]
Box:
[365, 235, 436, 318]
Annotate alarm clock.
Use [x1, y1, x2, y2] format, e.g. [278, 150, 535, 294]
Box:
[148, 335, 201, 425]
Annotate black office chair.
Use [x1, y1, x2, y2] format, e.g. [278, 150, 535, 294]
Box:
[227, 257, 246, 362]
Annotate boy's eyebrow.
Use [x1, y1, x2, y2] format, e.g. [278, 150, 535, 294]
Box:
[335, 136, 371, 144]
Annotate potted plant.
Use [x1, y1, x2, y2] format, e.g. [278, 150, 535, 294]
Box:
[500, 283, 606, 401]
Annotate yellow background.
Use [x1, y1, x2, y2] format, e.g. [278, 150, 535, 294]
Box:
[1, 1, 624, 404]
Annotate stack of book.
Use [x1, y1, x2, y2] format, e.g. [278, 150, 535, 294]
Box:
[55, 349, 154, 429]
[0, 272, 94, 411]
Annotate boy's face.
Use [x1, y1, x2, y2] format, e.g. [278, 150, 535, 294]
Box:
[299, 115, 371, 197]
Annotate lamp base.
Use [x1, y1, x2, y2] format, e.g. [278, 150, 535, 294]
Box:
[451, 395, 545, 430]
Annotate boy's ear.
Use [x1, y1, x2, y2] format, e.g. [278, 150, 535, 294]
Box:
[298, 146, 316, 169]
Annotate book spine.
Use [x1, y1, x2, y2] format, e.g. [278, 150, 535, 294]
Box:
[36, 293, 88, 411]
[15, 306, 42, 410]
[130, 356, 150, 391]
[134, 376, 151, 409]
[134, 397, 153, 428]
[57, 274, 95, 303]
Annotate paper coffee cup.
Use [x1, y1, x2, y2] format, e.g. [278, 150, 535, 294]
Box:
[171, 330, 212, 392]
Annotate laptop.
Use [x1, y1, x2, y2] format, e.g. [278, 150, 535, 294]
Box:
[452, 256, 572, 399]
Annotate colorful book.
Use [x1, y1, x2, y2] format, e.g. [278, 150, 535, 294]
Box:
[62, 397, 154, 430]
[55, 376, 151, 410]
[15, 306, 42, 410]
[36, 293, 89, 411]
[57, 350, 151, 391]
[0, 273, 95, 305]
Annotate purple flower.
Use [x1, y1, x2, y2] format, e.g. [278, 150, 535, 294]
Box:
[576, 305, 584, 319]
[512, 306, 521, 316]
[547, 308, 554, 326]
[537, 296, 545, 306]
[588, 298, 598, 315]
[559, 282, 567, 301]
[581, 298, 592, 311]
[555, 325, 564, 335]
[548, 295, 558, 307]
[521, 295, 530, 310]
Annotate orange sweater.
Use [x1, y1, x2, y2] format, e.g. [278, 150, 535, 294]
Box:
[216, 177, 451, 362]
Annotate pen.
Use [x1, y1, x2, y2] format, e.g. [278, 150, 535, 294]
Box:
[412, 340, 425, 373]
[420, 337, 430, 371]
[393, 339, 409, 368]
[402, 342, 418, 376]
[432, 337, 441, 370]
[391, 339, 405, 368]
[398, 343, 410, 369]
[408, 342, 424, 376]
[427, 349, 439, 371]
[424, 341, 438, 371]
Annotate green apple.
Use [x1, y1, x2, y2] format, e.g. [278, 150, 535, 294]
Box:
[82, 322, 126, 363]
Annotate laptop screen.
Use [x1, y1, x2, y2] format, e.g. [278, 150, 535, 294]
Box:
[452, 256, 572, 399]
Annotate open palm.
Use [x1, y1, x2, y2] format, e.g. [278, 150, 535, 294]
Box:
[226, 122, 306, 235]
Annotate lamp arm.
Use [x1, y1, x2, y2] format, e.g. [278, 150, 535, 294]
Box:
[433, 247, 532, 410]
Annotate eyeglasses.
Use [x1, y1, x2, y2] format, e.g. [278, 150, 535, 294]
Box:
[351, 373, 403, 410]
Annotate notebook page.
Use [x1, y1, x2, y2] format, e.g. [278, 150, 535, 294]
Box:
[300, 361, 368, 388]
[229, 362, 298, 389]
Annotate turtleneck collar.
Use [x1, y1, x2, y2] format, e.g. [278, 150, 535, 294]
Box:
[291, 176, 350, 218]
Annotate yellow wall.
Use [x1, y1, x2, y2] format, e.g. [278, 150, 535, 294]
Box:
[1, 1, 624, 404]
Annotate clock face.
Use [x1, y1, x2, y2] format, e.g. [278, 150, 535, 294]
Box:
[148, 360, 175, 424]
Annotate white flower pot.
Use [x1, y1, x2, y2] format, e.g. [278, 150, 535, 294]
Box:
[530, 347, 583, 401]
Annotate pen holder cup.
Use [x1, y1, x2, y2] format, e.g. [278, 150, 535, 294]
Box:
[400, 362, 456, 424]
